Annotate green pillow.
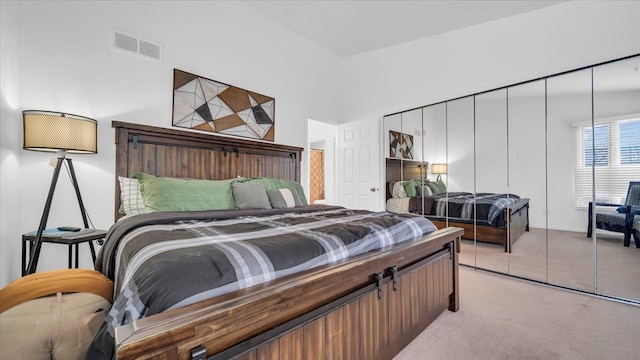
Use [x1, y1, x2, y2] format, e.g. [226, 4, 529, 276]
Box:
[403, 180, 418, 197]
[133, 173, 238, 212]
[427, 179, 446, 194]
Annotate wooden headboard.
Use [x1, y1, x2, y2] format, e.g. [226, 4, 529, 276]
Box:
[113, 121, 303, 219]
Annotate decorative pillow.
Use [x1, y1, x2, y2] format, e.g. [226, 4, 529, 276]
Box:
[388, 181, 396, 198]
[416, 183, 433, 196]
[267, 188, 301, 208]
[392, 181, 408, 198]
[403, 180, 418, 197]
[232, 182, 271, 210]
[244, 178, 307, 206]
[132, 173, 237, 212]
[617, 205, 640, 215]
[118, 176, 146, 215]
[428, 179, 446, 194]
[274, 178, 307, 206]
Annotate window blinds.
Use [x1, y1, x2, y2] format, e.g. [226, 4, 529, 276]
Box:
[574, 118, 640, 207]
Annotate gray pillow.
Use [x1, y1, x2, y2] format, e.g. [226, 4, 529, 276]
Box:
[267, 188, 302, 208]
[427, 182, 442, 195]
[232, 182, 272, 209]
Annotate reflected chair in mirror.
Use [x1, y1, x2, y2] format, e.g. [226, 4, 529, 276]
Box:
[587, 181, 640, 248]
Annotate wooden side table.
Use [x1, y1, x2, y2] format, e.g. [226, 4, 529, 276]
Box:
[21, 229, 107, 276]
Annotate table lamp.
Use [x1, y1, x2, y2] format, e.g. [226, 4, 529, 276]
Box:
[23, 110, 97, 274]
[431, 163, 447, 182]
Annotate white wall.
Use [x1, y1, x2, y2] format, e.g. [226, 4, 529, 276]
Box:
[340, 1, 640, 123]
[0, 1, 340, 287]
[0, 0, 22, 287]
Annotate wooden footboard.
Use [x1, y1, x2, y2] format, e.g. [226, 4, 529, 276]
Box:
[114, 227, 462, 360]
[429, 198, 529, 253]
[506, 198, 530, 252]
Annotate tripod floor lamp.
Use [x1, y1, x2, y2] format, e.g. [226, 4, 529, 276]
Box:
[23, 110, 98, 275]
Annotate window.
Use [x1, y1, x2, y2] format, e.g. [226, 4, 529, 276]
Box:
[575, 118, 640, 207]
[620, 120, 640, 164]
[583, 124, 609, 166]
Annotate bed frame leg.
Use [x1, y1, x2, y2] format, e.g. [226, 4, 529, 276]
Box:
[449, 239, 460, 312]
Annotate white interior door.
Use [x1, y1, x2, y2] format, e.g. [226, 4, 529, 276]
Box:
[338, 118, 382, 211]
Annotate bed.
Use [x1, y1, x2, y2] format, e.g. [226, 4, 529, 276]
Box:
[386, 180, 529, 252]
[92, 122, 463, 360]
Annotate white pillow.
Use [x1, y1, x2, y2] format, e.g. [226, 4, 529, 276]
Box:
[118, 176, 146, 216]
[417, 183, 433, 196]
[392, 181, 408, 198]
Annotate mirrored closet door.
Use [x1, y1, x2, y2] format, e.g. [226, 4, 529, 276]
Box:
[383, 53, 640, 304]
[474, 89, 509, 274]
[507, 80, 547, 283]
[592, 56, 640, 300]
[546, 68, 594, 293]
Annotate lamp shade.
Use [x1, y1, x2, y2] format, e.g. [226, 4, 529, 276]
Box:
[431, 163, 447, 175]
[23, 110, 97, 154]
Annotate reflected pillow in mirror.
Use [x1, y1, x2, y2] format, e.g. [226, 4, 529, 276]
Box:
[416, 183, 433, 196]
[392, 181, 408, 198]
[403, 180, 418, 197]
[430, 179, 446, 194]
[617, 205, 640, 215]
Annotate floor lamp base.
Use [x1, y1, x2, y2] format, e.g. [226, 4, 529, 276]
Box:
[24, 155, 90, 275]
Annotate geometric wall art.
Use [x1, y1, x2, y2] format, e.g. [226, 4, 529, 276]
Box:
[389, 130, 414, 159]
[172, 69, 275, 141]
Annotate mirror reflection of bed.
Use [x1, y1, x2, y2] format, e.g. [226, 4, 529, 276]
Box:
[385, 179, 529, 253]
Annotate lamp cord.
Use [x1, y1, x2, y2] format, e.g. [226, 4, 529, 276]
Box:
[63, 160, 96, 230]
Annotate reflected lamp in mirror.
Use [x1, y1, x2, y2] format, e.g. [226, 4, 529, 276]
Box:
[22, 110, 98, 275]
[431, 163, 447, 181]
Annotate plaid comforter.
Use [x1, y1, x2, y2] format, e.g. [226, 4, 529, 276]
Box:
[86, 205, 436, 359]
[435, 192, 520, 227]
[409, 192, 520, 228]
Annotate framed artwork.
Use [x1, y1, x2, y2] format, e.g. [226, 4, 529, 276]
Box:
[389, 130, 414, 159]
[172, 69, 275, 141]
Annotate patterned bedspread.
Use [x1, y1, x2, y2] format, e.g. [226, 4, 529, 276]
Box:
[86, 205, 436, 359]
[408, 192, 521, 228]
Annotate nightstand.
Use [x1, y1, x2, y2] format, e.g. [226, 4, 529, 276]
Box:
[22, 229, 107, 276]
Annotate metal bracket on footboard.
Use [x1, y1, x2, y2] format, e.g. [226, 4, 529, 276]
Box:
[375, 272, 384, 300]
[191, 345, 206, 360]
[390, 265, 398, 291]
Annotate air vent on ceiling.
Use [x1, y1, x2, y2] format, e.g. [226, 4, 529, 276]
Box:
[111, 29, 163, 63]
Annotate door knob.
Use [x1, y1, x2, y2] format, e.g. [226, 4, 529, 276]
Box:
[370, 187, 378, 192]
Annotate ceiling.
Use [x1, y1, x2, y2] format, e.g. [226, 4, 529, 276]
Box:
[243, 0, 568, 57]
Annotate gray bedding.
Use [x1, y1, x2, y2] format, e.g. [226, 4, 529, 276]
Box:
[86, 205, 436, 359]
[410, 192, 521, 228]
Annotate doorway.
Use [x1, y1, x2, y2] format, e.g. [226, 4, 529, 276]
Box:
[309, 148, 325, 204]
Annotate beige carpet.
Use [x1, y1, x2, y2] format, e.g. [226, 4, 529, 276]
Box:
[394, 267, 640, 360]
[458, 227, 640, 301]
